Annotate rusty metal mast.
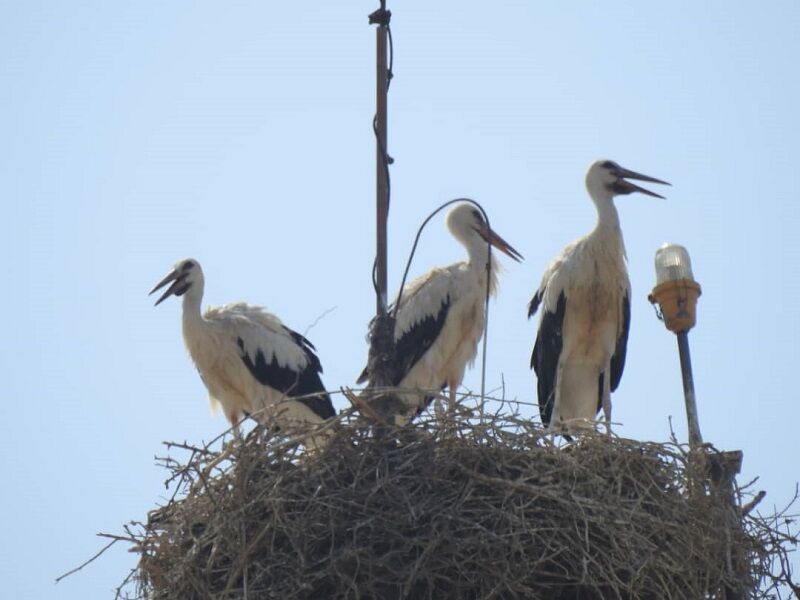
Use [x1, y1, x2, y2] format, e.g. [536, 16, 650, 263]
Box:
[365, 1, 398, 407]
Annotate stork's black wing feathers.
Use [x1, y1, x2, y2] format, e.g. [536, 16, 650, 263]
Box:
[356, 297, 451, 391]
[285, 329, 322, 373]
[596, 292, 631, 412]
[394, 298, 450, 413]
[530, 291, 566, 427]
[237, 331, 335, 420]
[609, 292, 631, 392]
[392, 297, 451, 387]
[527, 289, 543, 319]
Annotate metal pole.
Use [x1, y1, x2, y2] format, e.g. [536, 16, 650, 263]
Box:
[677, 330, 703, 448]
[365, 3, 399, 412]
[374, 5, 389, 315]
[678, 332, 747, 595]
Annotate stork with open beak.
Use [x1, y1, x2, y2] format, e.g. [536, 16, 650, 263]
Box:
[150, 258, 335, 445]
[528, 160, 669, 434]
[358, 203, 523, 424]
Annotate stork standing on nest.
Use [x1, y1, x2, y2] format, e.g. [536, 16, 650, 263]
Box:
[150, 258, 335, 443]
[358, 203, 523, 424]
[528, 160, 669, 434]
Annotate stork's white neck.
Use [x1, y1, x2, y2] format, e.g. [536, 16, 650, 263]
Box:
[181, 285, 204, 323]
[464, 236, 500, 296]
[586, 180, 621, 232]
[584, 180, 627, 263]
[463, 234, 490, 264]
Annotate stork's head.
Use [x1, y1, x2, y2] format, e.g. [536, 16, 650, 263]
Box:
[150, 258, 205, 306]
[586, 159, 670, 199]
[446, 203, 523, 262]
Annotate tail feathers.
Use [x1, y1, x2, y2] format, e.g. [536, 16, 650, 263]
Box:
[551, 364, 601, 426]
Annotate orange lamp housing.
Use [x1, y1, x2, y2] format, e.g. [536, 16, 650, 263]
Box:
[648, 244, 702, 334]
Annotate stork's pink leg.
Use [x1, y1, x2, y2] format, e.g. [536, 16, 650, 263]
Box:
[602, 363, 612, 436]
[447, 382, 458, 424]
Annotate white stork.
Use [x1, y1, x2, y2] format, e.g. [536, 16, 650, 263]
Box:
[150, 258, 335, 441]
[528, 160, 669, 434]
[358, 203, 523, 424]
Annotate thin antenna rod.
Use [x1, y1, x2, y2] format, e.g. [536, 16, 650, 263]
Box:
[373, 1, 389, 315]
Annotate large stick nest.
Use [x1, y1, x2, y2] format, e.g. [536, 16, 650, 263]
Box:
[125, 404, 798, 599]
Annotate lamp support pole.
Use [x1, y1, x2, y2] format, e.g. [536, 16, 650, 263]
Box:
[676, 330, 703, 448]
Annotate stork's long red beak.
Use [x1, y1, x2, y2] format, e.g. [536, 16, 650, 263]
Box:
[150, 269, 185, 306]
[615, 167, 671, 199]
[476, 224, 524, 262]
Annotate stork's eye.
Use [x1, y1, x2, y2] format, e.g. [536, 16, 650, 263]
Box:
[601, 160, 616, 170]
[182, 261, 195, 271]
[471, 209, 484, 223]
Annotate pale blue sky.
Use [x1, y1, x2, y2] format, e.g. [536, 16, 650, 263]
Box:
[2, 2, 798, 598]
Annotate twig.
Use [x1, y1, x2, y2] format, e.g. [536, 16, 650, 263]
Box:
[342, 386, 389, 426]
[55, 537, 119, 584]
[742, 491, 767, 517]
[302, 305, 337, 337]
